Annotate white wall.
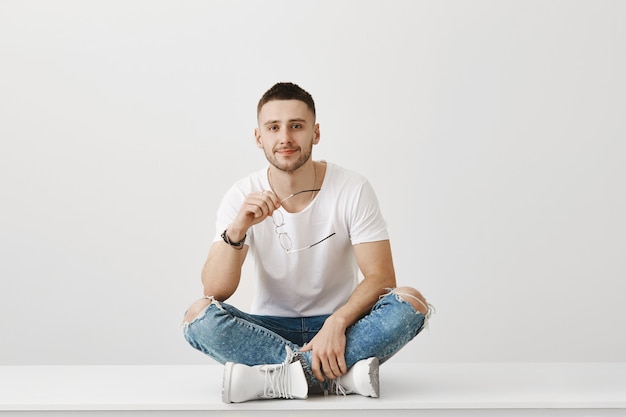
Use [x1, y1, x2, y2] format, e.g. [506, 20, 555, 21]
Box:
[1, 0, 624, 365]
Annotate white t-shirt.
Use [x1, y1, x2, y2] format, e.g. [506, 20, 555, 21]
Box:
[213, 162, 389, 317]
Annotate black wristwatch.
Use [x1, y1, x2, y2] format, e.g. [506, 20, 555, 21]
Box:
[221, 229, 246, 250]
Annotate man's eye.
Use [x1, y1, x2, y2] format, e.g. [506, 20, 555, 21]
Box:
[268, 125, 278, 131]
[291, 124, 302, 129]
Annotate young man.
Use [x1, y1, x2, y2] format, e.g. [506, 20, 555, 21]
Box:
[183, 82, 433, 403]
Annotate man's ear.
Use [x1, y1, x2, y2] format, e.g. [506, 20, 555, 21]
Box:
[313, 123, 321, 144]
[254, 128, 263, 148]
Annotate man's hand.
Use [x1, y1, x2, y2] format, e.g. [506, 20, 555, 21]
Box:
[300, 316, 348, 381]
[229, 190, 279, 239]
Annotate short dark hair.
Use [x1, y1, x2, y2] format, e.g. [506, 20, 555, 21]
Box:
[257, 82, 316, 119]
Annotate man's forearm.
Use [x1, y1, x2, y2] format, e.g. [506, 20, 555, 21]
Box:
[201, 240, 247, 301]
[334, 239, 397, 329]
[327, 273, 393, 330]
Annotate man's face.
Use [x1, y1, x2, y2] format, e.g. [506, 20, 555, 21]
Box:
[255, 100, 320, 174]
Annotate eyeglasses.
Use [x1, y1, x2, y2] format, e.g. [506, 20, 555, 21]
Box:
[271, 189, 336, 254]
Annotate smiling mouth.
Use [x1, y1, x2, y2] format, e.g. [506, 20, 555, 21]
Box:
[276, 148, 298, 155]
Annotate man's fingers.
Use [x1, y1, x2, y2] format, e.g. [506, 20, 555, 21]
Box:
[245, 203, 265, 219]
[323, 359, 340, 379]
[338, 356, 347, 376]
[315, 352, 346, 380]
[254, 191, 279, 217]
[245, 190, 277, 219]
[311, 353, 324, 382]
[328, 356, 346, 379]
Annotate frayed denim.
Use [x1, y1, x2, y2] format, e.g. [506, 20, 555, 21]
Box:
[183, 289, 432, 390]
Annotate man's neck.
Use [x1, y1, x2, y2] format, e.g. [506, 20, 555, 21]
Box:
[268, 161, 318, 205]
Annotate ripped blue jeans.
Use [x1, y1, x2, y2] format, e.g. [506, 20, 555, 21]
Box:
[183, 289, 431, 390]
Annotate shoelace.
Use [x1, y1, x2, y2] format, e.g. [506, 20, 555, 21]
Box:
[327, 377, 348, 396]
[259, 346, 295, 399]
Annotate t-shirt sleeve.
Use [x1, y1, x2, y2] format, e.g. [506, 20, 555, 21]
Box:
[212, 184, 248, 244]
[348, 179, 389, 245]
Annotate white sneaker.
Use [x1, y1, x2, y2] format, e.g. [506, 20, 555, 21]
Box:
[222, 347, 309, 403]
[331, 357, 380, 398]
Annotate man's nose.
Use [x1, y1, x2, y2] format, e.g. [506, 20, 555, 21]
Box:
[277, 126, 292, 143]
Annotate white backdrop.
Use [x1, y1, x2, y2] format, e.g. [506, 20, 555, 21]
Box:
[1, 0, 624, 365]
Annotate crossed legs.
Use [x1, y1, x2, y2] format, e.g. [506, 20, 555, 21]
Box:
[183, 286, 431, 372]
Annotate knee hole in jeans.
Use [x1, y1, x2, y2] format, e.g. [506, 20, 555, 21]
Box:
[391, 287, 428, 315]
[183, 297, 214, 324]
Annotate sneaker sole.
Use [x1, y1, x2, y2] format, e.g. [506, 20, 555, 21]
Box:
[368, 357, 380, 398]
[222, 362, 234, 403]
